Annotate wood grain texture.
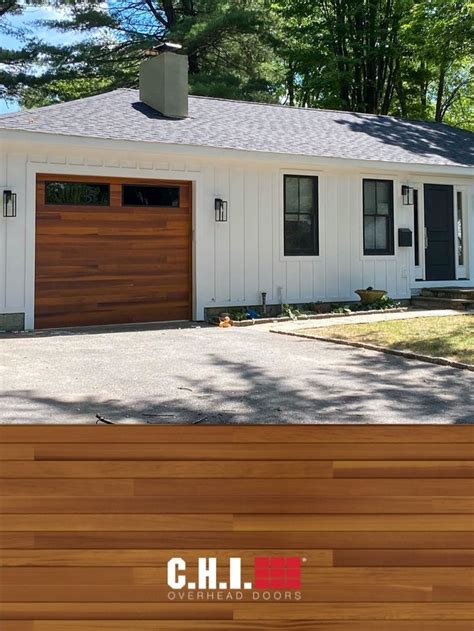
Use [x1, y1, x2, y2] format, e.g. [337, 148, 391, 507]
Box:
[2, 622, 474, 631]
[0, 424, 473, 629]
[1, 425, 472, 443]
[35, 174, 192, 328]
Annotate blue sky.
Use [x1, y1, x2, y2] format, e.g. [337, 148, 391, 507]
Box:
[0, 4, 96, 114]
[0, 2, 160, 114]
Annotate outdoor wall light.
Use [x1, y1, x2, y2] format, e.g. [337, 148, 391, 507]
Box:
[401, 185, 414, 206]
[214, 198, 228, 222]
[3, 190, 17, 218]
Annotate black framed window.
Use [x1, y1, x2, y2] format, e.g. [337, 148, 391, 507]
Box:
[45, 181, 109, 206]
[284, 175, 319, 256]
[363, 179, 394, 255]
[122, 184, 180, 207]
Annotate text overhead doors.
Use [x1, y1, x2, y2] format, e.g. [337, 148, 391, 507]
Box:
[35, 175, 192, 329]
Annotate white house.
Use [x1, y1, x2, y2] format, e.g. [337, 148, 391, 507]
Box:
[0, 45, 473, 330]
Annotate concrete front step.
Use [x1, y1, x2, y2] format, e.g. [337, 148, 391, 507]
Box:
[420, 287, 474, 300]
[412, 296, 474, 311]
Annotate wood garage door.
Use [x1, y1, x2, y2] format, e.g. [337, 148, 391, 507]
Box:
[35, 174, 192, 329]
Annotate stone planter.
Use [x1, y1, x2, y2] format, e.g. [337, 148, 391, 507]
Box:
[355, 289, 387, 305]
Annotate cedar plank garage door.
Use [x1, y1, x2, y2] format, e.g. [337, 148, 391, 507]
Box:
[35, 174, 192, 329]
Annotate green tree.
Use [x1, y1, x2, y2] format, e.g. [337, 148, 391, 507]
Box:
[0, 1, 75, 21]
[274, 0, 473, 128]
[2, 0, 279, 106]
[399, 0, 473, 124]
[1, 0, 473, 129]
[0, 1, 78, 99]
[274, 0, 410, 114]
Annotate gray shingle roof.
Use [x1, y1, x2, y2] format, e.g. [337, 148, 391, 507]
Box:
[1, 88, 473, 167]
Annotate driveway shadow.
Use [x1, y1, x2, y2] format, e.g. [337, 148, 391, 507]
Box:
[2, 338, 472, 424]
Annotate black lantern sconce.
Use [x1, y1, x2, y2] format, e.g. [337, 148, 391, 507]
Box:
[3, 190, 17, 218]
[214, 198, 228, 222]
[401, 185, 414, 206]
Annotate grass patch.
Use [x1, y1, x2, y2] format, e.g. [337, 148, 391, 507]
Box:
[303, 315, 474, 365]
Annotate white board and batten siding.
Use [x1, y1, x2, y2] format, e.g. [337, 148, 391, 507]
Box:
[0, 137, 473, 327]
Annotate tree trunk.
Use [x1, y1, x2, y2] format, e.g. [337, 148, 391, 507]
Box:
[381, 58, 395, 114]
[365, 0, 378, 113]
[394, 60, 407, 117]
[161, 0, 175, 26]
[435, 64, 447, 122]
[287, 63, 295, 106]
[188, 51, 199, 75]
[334, 0, 350, 109]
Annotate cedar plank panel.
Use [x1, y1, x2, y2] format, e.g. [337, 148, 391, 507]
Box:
[0, 425, 473, 629]
[1, 578, 473, 603]
[1, 425, 472, 442]
[1, 459, 472, 478]
[2, 477, 473, 497]
[35, 175, 192, 328]
[2, 623, 474, 631]
[0, 461, 334, 478]
[2, 495, 474, 514]
[25, 530, 474, 549]
[2, 513, 474, 532]
[26, 442, 474, 460]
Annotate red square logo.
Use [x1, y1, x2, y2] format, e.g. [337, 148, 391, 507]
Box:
[287, 557, 301, 568]
[253, 557, 301, 590]
[255, 557, 270, 568]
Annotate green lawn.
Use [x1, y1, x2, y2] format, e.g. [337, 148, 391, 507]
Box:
[304, 315, 474, 365]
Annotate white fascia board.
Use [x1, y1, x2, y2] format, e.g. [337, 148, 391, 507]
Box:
[1, 127, 473, 178]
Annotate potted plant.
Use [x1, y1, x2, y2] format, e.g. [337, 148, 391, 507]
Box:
[355, 286, 387, 305]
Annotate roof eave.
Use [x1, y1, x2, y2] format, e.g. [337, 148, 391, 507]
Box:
[1, 127, 473, 176]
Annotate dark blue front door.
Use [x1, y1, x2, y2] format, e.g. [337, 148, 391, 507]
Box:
[424, 184, 455, 281]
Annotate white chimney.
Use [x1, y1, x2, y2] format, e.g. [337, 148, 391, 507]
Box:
[139, 43, 188, 118]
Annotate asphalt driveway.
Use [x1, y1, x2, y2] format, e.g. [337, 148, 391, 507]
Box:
[1, 323, 473, 424]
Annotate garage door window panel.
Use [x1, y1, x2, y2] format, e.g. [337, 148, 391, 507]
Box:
[122, 185, 180, 207]
[45, 182, 110, 206]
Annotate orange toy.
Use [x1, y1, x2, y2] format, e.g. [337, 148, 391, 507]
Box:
[218, 315, 233, 327]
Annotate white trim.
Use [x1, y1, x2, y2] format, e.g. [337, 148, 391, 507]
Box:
[454, 186, 469, 279]
[414, 279, 474, 288]
[1, 128, 473, 177]
[411, 182, 467, 287]
[24, 162, 201, 329]
[412, 182, 426, 281]
[413, 186, 424, 280]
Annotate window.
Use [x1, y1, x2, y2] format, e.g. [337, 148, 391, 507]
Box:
[45, 181, 109, 206]
[122, 184, 180, 207]
[363, 179, 394, 255]
[457, 191, 464, 267]
[284, 175, 319, 256]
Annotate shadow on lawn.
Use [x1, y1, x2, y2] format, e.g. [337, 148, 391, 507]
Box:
[385, 334, 473, 365]
[323, 315, 474, 365]
[2, 340, 473, 424]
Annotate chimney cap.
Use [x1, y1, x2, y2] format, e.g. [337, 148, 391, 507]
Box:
[146, 42, 183, 57]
